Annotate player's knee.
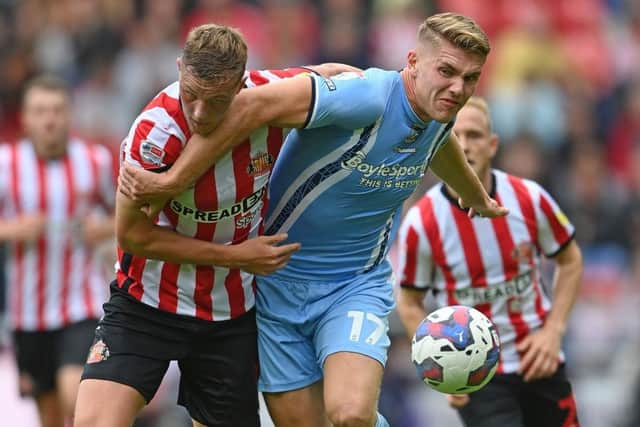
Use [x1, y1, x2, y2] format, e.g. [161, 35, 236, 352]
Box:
[327, 403, 375, 427]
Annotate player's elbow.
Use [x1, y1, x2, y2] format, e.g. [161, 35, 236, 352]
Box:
[116, 222, 148, 255]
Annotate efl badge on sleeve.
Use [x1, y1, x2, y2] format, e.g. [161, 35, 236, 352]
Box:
[140, 141, 165, 166]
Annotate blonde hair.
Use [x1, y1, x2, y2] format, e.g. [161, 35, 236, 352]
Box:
[464, 96, 492, 131]
[418, 12, 490, 58]
[182, 24, 247, 85]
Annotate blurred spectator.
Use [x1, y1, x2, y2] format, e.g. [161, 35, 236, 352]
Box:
[259, 0, 319, 68]
[181, 0, 269, 67]
[553, 141, 627, 248]
[315, 0, 372, 67]
[370, 0, 434, 69]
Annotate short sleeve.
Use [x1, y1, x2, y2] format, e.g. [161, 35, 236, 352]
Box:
[305, 68, 389, 130]
[533, 184, 575, 257]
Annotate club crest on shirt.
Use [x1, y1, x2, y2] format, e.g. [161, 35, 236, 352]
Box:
[86, 339, 110, 364]
[247, 152, 273, 177]
[140, 140, 165, 165]
[512, 242, 535, 263]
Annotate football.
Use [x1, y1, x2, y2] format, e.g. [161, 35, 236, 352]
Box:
[411, 305, 500, 394]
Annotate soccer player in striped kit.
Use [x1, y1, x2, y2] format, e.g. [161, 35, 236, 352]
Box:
[74, 24, 357, 427]
[0, 76, 116, 427]
[118, 13, 508, 427]
[396, 96, 582, 427]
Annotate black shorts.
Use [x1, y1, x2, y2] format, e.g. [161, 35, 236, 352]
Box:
[13, 318, 98, 397]
[457, 365, 580, 427]
[82, 284, 259, 427]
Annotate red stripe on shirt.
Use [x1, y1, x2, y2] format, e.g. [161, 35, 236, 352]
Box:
[450, 205, 491, 316]
[248, 70, 269, 86]
[491, 194, 519, 281]
[400, 226, 419, 286]
[508, 176, 547, 323]
[225, 144, 254, 318]
[539, 193, 570, 245]
[60, 154, 76, 324]
[419, 198, 458, 304]
[508, 176, 539, 252]
[194, 168, 218, 320]
[143, 91, 190, 138]
[36, 157, 47, 330]
[10, 145, 23, 329]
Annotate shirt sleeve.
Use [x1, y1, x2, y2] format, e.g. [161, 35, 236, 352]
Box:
[120, 116, 186, 172]
[532, 183, 575, 257]
[397, 204, 434, 290]
[305, 68, 388, 130]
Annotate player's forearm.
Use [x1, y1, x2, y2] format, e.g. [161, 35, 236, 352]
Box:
[430, 136, 490, 207]
[545, 241, 583, 335]
[115, 192, 234, 266]
[397, 290, 429, 341]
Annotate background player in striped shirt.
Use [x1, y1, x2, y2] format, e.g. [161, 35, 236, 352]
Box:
[0, 75, 116, 427]
[75, 24, 357, 427]
[396, 96, 582, 427]
[118, 13, 508, 427]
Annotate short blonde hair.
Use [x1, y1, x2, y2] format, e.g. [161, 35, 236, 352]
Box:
[463, 96, 492, 131]
[182, 24, 247, 85]
[418, 13, 490, 58]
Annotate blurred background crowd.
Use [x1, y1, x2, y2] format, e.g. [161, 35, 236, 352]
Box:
[0, 0, 639, 426]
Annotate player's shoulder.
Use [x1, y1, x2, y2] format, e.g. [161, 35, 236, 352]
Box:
[494, 169, 546, 196]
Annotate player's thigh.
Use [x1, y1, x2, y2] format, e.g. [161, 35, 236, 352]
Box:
[457, 375, 524, 427]
[323, 351, 383, 423]
[178, 312, 259, 427]
[313, 275, 394, 378]
[521, 366, 579, 427]
[257, 276, 322, 393]
[264, 381, 329, 427]
[12, 329, 57, 397]
[74, 379, 146, 427]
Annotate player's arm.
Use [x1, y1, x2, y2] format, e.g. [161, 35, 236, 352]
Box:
[115, 189, 299, 274]
[395, 206, 433, 341]
[397, 287, 429, 341]
[119, 68, 385, 201]
[430, 133, 508, 218]
[545, 239, 583, 335]
[517, 239, 582, 381]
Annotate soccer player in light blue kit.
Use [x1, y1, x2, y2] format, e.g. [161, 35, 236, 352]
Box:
[118, 13, 507, 427]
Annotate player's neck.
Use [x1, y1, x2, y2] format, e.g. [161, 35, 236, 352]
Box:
[400, 68, 432, 123]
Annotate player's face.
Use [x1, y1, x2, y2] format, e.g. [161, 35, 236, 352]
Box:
[452, 105, 497, 179]
[409, 39, 485, 123]
[22, 87, 71, 158]
[179, 62, 244, 136]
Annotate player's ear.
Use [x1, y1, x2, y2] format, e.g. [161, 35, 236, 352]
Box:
[407, 50, 418, 73]
[489, 133, 499, 159]
[176, 57, 182, 71]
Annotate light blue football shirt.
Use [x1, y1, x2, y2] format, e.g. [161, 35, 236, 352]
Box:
[264, 68, 453, 280]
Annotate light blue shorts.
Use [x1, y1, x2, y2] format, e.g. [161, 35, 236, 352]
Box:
[256, 270, 395, 393]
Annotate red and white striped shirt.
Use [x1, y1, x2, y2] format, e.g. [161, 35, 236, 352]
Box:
[117, 68, 308, 321]
[0, 139, 116, 331]
[397, 170, 575, 373]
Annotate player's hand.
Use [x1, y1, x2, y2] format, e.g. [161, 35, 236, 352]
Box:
[516, 324, 562, 382]
[447, 394, 470, 409]
[228, 233, 301, 275]
[118, 163, 175, 202]
[81, 215, 105, 247]
[459, 196, 509, 219]
[12, 215, 47, 242]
